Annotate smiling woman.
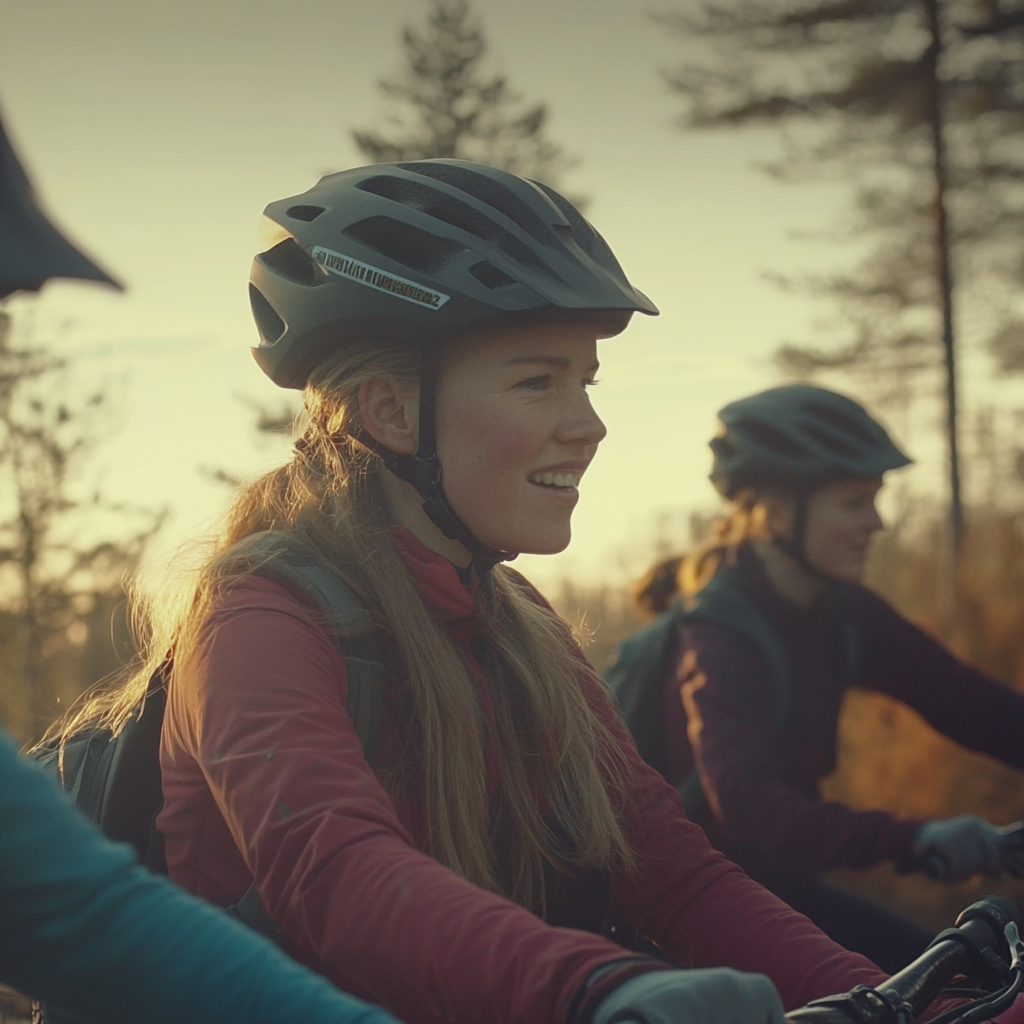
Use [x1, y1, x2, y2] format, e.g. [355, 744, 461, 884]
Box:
[55, 161, 902, 1024]
[368, 321, 609, 562]
[610, 383, 1024, 977]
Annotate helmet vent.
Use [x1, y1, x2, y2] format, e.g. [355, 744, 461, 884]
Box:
[399, 162, 557, 248]
[356, 175, 555, 278]
[344, 215, 466, 274]
[531, 181, 617, 271]
[249, 284, 286, 345]
[259, 239, 323, 287]
[741, 419, 810, 459]
[803, 400, 879, 447]
[803, 423, 860, 458]
[286, 205, 326, 222]
[469, 261, 517, 290]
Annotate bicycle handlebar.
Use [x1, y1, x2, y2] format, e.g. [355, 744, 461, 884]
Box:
[786, 896, 1021, 1024]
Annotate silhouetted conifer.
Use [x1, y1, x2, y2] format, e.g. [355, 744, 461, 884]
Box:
[352, 0, 580, 197]
[663, 0, 1024, 552]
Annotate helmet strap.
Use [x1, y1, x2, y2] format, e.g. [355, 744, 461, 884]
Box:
[772, 490, 835, 585]
[354, 342, 517, 574]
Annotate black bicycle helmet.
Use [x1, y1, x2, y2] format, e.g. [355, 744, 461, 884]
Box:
[710, 384, 911, 500]
[0, 109, 120, 300]
[249, 159, 657, 572]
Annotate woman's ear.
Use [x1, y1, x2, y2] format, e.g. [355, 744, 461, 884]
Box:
[760, 493, 795, 541]
[359, 377, 418, 456]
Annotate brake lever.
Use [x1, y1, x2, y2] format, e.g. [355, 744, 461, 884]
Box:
[791, 984, 906, 1024]
[931, 924, 1024, 1024]
[1005, 921, 1023, 973]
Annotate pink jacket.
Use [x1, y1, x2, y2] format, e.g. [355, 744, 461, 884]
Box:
[158, 527, 885, 1024]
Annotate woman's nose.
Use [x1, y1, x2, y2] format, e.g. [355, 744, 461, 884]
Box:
[560, 393, 607, 447]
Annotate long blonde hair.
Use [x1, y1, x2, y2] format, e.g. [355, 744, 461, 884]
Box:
[677, 490, 774, 597]
[633, 490, 774, 615]
[53, 338, 635, 913]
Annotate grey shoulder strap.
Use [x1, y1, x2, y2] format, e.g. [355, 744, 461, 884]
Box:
[680, 566, 794, 732]
[227, 530, 384, 769]
[223, 530, 386, 944]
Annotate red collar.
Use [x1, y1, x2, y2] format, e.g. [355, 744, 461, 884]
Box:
[388, 526, 478, 621]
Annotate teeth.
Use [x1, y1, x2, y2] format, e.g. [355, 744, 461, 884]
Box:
[529, 471, 581, 488]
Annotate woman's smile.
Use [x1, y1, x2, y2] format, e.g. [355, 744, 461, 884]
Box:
[527, 461, 588, 499]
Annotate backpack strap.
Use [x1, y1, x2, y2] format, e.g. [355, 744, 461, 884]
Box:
[221, 530, 386, 943]
[676, 567, 863, 819]
[673, 568, 793, 819]
[225, 530, 385, 770]
[681, 566, 794, 731]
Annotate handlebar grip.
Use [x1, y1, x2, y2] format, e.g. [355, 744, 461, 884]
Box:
[877, 897, 1019, 1015]
[786, 897, 1021, 1024]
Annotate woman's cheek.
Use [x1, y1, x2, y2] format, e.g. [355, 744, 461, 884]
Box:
[441, 418, 533, 511]
[459, 400, 539, 473]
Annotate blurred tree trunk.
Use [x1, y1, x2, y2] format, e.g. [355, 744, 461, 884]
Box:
[352, 0, 582, 200]
[662, 0, 1024, 561]
[923, 0, 963, 552]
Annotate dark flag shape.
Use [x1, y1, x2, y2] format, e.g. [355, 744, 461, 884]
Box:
[0, 108, 121, 299]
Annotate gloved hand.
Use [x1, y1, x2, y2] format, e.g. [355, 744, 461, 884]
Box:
[997, 822, 1024, 878]
[913, 816, 1013, 882]
[593, 968, 786, 1024]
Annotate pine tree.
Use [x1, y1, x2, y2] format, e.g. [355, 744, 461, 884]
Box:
[352, 0, 579, 194]
[663, 0, 1024, 554]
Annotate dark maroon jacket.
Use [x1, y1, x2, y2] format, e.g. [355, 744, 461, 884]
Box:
[666, 544, 1024, 875]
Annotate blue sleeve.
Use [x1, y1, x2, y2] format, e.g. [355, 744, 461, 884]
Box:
[0, 730, 397, 1024]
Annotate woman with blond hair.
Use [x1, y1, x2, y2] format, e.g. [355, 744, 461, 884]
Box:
[612, 384, 1024, 976]
[73, 162, 910, 1024]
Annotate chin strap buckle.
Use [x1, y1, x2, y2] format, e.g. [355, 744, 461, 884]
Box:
[351, 430, 517, 571]
[414, 453, 443, 494]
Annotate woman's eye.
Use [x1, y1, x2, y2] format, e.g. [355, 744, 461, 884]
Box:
[583, 377, 600, 389]
[518, 375, 551, 391]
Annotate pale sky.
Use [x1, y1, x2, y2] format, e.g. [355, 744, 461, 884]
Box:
[0, 0, 995, 593]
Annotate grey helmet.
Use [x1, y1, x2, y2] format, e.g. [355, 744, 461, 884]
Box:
[249, 160, 657, 389]
[249, 160, 657, 572]
[710, 384, 911, 500]
[0, 109, 120, 300]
